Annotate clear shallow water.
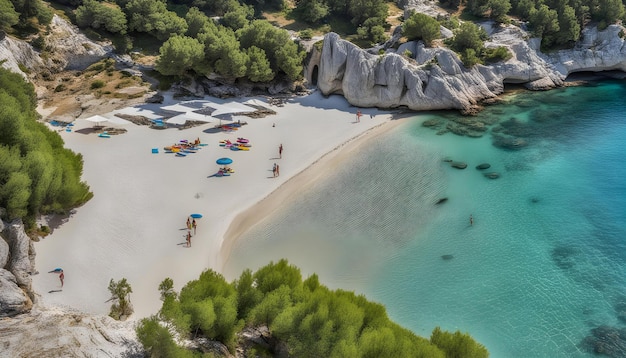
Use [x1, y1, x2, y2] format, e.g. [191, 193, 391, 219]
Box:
[223, 81, 626, 357]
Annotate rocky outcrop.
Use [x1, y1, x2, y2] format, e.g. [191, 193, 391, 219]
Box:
[0, 303, 142, 357]
[0, 269, 32, 316]
[545, 25, 626, 76]
[45, 15, 111, 71]
[319, 32, 499, 112]
[0, 15, 110, 79]
[0, 35, 45, 79]
[317, 20, 625, 111]
[1, 219, 36, 317]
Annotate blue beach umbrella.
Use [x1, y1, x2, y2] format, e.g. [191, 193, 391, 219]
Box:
[216, 157, 233, 165]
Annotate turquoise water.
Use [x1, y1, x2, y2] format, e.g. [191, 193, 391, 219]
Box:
[223, 81, 626, 357]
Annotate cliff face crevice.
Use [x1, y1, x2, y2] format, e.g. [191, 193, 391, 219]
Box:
[317, 22, 626, 111]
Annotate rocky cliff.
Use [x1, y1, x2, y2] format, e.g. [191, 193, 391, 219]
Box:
[0, 14, 110, 79]
[0, 218, 35, 317]
[317, 22, 626, 112]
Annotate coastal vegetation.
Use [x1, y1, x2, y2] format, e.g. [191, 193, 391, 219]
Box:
[107, 278, 134, 320]
[0, 66, 91, 225]
[136, 259, 488, 357]
[452, 0, 626, 49]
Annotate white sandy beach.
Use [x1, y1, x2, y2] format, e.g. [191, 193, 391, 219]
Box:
[31, 91, 401, 318]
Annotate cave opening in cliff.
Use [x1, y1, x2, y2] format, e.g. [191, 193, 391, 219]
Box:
[311, 65, 318, 86]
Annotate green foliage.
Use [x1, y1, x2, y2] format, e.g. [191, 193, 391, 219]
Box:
[236, 20, 306, 80]
[447, 22, 488, 66]
[108, 277, 134, 320]
[591, 0, 626, 29]
[299, 29, 314, 40]
[0, 0, 19, 32]
[176, 270, 242, 346]
[31, 37, 48, 52]
[158, 277, 176, 301]
[138, 260, 488, 357]
[136, 316, 195, 357]
[430, 326, 489, 358]
[75, 0, 128, 35]
[482, 46, 511, 63]
[0, 68, 91, 221]
[126, 0, 188, 40]
[437, 15, 459, 30]
[529, 4, 560, 48]
[155, 35, 204, 76]
[489, 0, 512, 23]
[184, 7, 210, 37]
[222, 3, 254, 30]
[295, 0, 330, 24]
[356, 17, 388, 45]
[90, 80, 105, 89]
[246, 46, 274, 82]
[403, 11, 441, 46]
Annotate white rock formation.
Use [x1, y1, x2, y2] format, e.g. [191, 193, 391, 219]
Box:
[0, 15, 110, 78]
[46, 15, 111, 71]
[0, 34, 45, 79]
[544, 24, 626, 76]
[318, 22, 626, 111]
[0, 220, 35, 317]
[0, 302, 141, 357]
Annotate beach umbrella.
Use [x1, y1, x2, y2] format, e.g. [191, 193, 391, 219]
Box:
[204, 102, 256, 126]
[216, 157, 233, 165]
[161, 103, 196, 113]
[83, 115, 130, 127]
[165, 112, 214, 125]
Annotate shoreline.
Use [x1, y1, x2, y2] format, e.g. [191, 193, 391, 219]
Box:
[218, 118, 406, 274]
[31, 91, 400, 318]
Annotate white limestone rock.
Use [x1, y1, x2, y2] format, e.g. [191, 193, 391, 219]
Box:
[4, 220, 35, 296]
[0, 34, 45, 79]
[0, 269, 32, 317]
[544, 25, 626, 76]
[318, 33, 499, 112]
[0, 303, 141, 356]
[317, 19, 626, 111]
[45, 15, 110, 71]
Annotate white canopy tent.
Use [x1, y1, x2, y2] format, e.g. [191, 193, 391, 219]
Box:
[161, 103, 197, 113]
[83, 115, 130, 126]
[203, 102, 257, 116]
[165, 111, 214, 125]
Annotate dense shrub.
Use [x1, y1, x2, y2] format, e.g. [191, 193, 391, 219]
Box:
[0, 67, 92, 222]
[90, 80, 105, 89]
[403, 11, 441, 46]
[137, 259, 488, 357]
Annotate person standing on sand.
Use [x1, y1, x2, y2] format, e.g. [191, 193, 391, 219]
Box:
[59, 269, 64, 287]
[276, 164, 280, 177]
[186, 231, 191, 247]
[187, 217, 191, 230]
[356, 110, 361, 122]
[192, 219, 197, 235]
[279, 144, 283, 159]
[273, 163, 277, 178]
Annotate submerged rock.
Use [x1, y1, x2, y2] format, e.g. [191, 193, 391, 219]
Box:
[451, 162, 467, 169]
[441, 255, 454, 260]
[582, 326, 626, 357]
[484, 172, 500, 179]
[435, 198, 448, 205]
[476, 163, 491, 170]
